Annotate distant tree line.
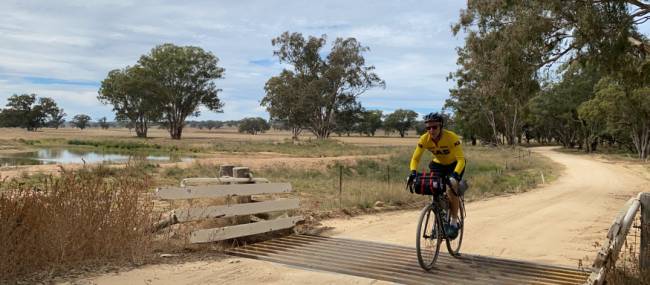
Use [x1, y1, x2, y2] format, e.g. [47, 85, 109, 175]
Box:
[0, 94, 66, 130]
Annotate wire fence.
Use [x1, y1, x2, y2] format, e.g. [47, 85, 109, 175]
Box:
[600, 194, 650, 284]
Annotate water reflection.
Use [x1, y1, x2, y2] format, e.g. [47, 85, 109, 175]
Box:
[0, 148, 192, 167]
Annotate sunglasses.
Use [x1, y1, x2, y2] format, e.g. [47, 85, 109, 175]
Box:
[425, 125, 440, 130]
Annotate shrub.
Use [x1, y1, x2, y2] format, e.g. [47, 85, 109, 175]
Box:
[0, 166, 155, 282]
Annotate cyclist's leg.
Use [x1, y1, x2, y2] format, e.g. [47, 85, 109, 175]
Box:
[429, 161, 456, 218]
[445, 161, 465, 222]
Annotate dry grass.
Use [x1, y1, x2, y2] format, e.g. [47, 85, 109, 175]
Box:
[0, 165, 155, 283]
[157, 145, 560, 212]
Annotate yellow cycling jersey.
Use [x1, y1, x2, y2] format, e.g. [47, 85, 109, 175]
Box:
[409, 129, 466, 174]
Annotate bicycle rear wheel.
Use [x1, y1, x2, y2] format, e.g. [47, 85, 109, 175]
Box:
[445, 198, 465, 256]
[416, 204, 443, 270]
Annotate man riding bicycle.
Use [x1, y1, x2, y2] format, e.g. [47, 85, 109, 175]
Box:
[408, 112, 465, 239]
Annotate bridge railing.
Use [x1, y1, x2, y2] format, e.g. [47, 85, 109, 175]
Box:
[586, 192, 649, 284]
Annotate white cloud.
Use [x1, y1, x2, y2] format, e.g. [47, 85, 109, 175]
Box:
[0, 0, 475, 120]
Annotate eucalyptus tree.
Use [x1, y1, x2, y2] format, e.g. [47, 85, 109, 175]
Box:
[98, 65, 161, 138]
[0, 94, 64, 131]
[383, 109, 418, 138]
[71, 114, 91, 130]
[138, 44, 225, 139]
[262, 32, 384, 139]
[238, 117, 270, 135]
[262, 70, 310, 140]
[357, 110, 383, 137]
[448, 0, 648, 146]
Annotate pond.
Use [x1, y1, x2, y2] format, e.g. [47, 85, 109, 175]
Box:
[0, 148, 192, 167]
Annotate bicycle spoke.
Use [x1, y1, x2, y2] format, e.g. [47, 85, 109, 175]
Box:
[416, 204, 442, 271]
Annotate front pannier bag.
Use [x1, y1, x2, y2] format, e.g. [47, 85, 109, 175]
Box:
[413, 172, 444, 195]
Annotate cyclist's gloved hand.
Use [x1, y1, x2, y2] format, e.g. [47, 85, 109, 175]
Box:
[407, 170, 417, 193]
[408, 170, 417, 183]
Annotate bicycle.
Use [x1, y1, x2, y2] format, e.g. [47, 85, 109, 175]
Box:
[407, 172, 466, 271]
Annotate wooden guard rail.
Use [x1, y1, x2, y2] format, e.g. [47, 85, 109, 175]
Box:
[586, 192, 649, 284]
[153, 165, 302, 243]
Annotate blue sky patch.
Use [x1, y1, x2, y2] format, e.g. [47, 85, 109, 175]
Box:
[249, 59, 275, 67]
[23, 76, 99, 87]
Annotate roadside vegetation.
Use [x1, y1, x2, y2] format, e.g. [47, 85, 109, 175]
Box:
[0, 165, 155, 283]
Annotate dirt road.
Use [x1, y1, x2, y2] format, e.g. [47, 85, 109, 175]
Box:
[322, 147, 645, 266]
[64, 147, 647, 284]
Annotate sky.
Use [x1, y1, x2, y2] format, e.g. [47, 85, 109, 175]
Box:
[0, 1, 647, 121]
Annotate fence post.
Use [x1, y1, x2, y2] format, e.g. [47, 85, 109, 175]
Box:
[339, 165, 343, 209]
[387, 165, 390, 186]
[233, 167, 252, 224]
[641, 193, 650, 270]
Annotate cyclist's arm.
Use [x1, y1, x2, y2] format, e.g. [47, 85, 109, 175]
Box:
[409, 137, 426, 171]
[451, 138, 465, 176]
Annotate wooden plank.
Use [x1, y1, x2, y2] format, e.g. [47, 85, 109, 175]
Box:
[179, 177, 269, 187]
[190, 216, 303, 243]
[156, 183, 292, 200]
[174, 199, 300, 222]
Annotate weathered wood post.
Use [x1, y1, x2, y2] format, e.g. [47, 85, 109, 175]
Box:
[219, 165, 234, 177]
[233, 167, 252, 224]
[641, 192, 650, 271]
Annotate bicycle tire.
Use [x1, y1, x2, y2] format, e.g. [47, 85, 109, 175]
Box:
[445, 197, 465, 256]
[416, 204, 443, 270]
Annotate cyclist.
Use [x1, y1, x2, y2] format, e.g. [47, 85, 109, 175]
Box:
[408, 112, 466, 239]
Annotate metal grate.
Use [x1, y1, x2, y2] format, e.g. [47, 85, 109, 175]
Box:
[227, 235, 589, 285]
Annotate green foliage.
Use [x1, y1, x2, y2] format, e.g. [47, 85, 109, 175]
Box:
[71, 114, 91, 130]
[47, 108, 66, 129]
[383, 109, 418, 137]
[333, 102, 363, 137]
[357, 110, 383, 136]
[262, 69, 310, 139]
[191, 120, 223, 130]
[262, 32, 385, 139]
[98, 65, 161, 138]
[448, 1, 648, 148]
[579, 78, 650, 158]
[66, 139, 166, 151]
[137, 43, 225, 139]
[526, 64, 601, 148]
[237, 117, 271, 135]
[0, 94, 64, 131]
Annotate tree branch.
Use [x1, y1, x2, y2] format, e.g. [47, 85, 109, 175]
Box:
[538, 44, 577, 68]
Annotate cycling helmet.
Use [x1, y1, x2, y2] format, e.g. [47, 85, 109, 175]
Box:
[423, 112, 444, 124]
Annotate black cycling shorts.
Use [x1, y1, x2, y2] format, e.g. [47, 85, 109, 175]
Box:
[428, 160, 466, 180]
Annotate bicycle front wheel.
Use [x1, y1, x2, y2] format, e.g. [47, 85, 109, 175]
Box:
[446, 198, 465, 256]
[416, 204, 443, 271]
